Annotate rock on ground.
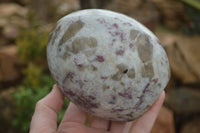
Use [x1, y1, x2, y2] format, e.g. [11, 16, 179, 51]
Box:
[156, 30, 200, 84]
[151, 0, 189, 30]
[165, 88, 200, 113]
[181, 117, 200, 133]
[0, 3, 27, 18]
[80, 0, 159, 32]
[0, 87, 19, 133]
[0, 45, 20, 83]
[0, 3, 28, 46]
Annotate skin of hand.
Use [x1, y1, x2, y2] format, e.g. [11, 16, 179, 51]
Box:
[30, 85, 165, 133]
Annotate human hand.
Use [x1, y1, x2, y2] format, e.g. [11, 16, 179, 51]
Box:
[30, 85, 165, 133]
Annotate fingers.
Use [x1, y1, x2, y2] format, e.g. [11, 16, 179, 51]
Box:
[57, 102, 111, 133]
[57, 102, 94, 132]
[109, 121, 127, 133]
[130, 91, 165, 133]
[58, 102, 87, 130]
[30, 85, 65, 133]
[110, 91, 165, 133]
[90, 116, 110, 131]
[57, 102, 111, 132]
[122, 121, 134, 133]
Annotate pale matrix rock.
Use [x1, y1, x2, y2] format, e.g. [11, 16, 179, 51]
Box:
[47, 9, 170, 121]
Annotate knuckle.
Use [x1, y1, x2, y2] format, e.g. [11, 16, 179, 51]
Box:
[35, 99, 44, 109]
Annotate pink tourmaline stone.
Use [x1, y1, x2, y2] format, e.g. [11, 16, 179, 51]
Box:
[47, 9, 170, 121]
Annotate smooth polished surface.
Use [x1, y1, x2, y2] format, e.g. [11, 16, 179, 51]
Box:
[47, 9, 170, 121]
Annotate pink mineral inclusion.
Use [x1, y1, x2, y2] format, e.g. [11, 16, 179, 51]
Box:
[129, 43, 134, 48]
[113, 23, 118, 29]
[120, 32, 126, 41]
[116, 49, 125, 56]
[96, 55, 105, 62]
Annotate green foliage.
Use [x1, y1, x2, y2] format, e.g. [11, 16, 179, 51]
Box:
[22, 63, 44, 88]
[180, 0, 200, 34]
[13, 86, 49, 132]
[14, 9, 70, 133]
[13, 75, 70, 133]
[181, 0, 200, 10]
[14, 20, 70, 132]
[57, 98, 70, 124]
[16, 25, 49, 64]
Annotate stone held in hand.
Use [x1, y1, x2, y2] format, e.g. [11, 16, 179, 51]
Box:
[47, 9, 170, 121]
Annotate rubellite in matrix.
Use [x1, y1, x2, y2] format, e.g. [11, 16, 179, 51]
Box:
[47, 9, 170, 121]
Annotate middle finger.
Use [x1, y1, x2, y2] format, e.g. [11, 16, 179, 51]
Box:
[90, 116, 110, 131]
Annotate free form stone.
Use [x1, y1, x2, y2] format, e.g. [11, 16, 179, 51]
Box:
[47, 9, 170, 121]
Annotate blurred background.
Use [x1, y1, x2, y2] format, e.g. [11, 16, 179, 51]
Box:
[0, 0, 200, 132]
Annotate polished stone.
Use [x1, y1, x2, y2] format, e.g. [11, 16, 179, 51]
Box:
[47, 9, 170, 121]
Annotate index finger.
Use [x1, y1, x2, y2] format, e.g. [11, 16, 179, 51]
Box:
[130, 91, 165, 133]
[30, 85, 65, 133]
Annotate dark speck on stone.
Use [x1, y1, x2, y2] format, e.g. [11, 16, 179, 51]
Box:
[112, 63, 128, 80]
[123, 69, 128, 74]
